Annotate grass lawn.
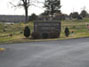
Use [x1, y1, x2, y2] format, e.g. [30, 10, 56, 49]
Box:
[0, 18, 89, 44]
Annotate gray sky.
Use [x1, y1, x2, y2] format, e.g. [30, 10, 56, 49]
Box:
[0, 0, 89, 15]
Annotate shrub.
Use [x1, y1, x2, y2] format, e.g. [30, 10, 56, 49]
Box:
[77, 15, 83, 20]
[3, 29, 6, 32]
[31, 32, 40, 39]
[24, 26, 30, 38]
[9, 34, 13, 37]
[50, 32, 59, 38]
[65, 27, 70, 37]
[42, 33, 49, 39]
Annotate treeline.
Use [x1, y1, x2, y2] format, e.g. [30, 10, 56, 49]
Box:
[28, 9, 89, 21]
[69, 10, 89, 20]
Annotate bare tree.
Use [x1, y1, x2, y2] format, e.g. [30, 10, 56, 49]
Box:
[23, 0, 30, 23]
[10, 0, 30, 23]
[10, 0, 45, 23]
[19, 0, 30, 23]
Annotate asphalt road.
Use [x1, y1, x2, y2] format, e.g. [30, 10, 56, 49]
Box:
[0, 38, 89, 67]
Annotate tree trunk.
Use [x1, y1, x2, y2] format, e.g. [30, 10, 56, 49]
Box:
[25, 7, 28, 23]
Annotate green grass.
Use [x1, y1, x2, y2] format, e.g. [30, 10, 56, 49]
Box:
[60, 18, 89, 39]
[0, 18, 89, 44]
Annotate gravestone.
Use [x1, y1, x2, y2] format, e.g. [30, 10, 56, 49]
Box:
[34, 20, 61, 38]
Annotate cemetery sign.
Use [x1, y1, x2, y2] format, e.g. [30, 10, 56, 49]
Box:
[34, 20, 61, 38]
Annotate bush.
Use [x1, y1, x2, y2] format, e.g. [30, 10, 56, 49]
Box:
[31, 32, 40, 39]
[24, 26, 30, 38]
[50, 32, 59, 38]
[65, 27, 70, 37]
[9, 34, 13, 37]
[29, 13, 38, 21]
[42, 33, 49, 39]
[77, 15, 83, 20]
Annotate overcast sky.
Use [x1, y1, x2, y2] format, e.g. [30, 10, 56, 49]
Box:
[0, 0, 89, 15]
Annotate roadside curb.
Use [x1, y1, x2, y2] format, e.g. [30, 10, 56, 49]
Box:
[0, 36, 89, 45]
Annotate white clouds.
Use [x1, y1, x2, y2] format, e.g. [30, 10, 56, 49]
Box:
[61, 0, 89, 14]
[0, 0, 89, 15]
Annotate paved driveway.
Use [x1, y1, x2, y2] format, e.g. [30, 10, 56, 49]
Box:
[0, 38, 89, 67]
